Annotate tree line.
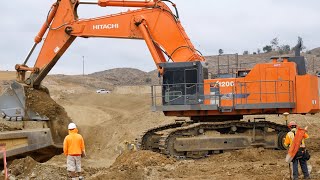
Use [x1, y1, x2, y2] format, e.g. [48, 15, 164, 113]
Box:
[218, 36, 306, 55]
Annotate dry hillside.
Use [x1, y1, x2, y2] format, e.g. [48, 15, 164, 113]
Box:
[310, 47, 320, 56]
[89, 68, 159, 86]
[205, 51, 320, 76]
[46, 51, 320, 90]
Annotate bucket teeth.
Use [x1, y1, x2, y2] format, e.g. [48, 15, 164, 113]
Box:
[5, 116, 11, 121]
[1, 112, 5, 118]
[10, 117, 17, 121]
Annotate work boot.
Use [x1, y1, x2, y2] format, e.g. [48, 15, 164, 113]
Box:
[304, 176, 311, 179]
[68, 176, 76, 180]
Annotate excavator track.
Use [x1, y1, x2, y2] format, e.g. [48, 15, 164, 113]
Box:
[136, 121, 185, 151]
[139, 120, 289, 158]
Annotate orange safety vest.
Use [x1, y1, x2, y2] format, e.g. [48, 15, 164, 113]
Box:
[284, 128, 309, 148]
[63, 128, 85, 156]
[285, 128, 308, 162]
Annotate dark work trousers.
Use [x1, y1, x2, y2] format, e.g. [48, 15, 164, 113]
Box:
[292, 150, 309, 179]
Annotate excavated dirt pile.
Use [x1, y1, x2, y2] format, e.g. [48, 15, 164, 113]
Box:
[2, 156, 66, 180]
[91, 151, 176, 180]
[4, 147, 318, 180]
[25, 87, 72, 144]
[1, 151, 175, 180]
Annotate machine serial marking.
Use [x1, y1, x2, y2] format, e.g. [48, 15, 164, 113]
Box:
[93, 24, 119, 30]
[212, 81, 235, 87]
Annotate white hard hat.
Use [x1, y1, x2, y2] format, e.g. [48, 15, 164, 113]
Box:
[68, 123, 77, 130]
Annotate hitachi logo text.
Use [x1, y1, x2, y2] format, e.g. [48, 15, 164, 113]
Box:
[93, 24, 119, 30]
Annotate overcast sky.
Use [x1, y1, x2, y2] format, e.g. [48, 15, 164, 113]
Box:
[1, 0, 319, 74]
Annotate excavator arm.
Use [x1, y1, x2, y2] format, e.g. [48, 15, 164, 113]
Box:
[15, 0, 204, 88]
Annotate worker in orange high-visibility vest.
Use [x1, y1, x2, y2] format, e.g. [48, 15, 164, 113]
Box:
[63, 123, 86, 180]
[284, 121, 310, 180]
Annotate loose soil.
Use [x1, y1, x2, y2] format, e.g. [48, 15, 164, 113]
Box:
[25, 87, 71, 144]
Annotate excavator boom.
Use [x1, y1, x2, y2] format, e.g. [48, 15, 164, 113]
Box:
[16, 0, 203, 88]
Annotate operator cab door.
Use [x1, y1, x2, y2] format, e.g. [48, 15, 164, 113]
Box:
[163, 69, 185, 105]
[185, 68, 198, 104]
[161, 62, 206, 106]
[162, 68, 198, 105]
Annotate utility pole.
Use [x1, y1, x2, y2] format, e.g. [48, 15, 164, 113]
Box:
[82, 56, 85, 76]
[313, 57, 315, 73]
[235, 53, 239, 71]
[217, 55, 220, 75]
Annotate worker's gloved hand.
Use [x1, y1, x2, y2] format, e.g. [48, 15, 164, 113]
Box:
[81, 151, 86, 158]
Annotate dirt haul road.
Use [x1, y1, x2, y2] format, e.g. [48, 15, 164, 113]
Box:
[1, 71, 320, 180]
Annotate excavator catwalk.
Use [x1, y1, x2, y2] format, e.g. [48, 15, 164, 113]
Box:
[0, 0, 319, 160]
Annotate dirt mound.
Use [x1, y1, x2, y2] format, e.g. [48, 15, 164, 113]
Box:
[89, 151, 175, 180]
[233, 148, 284, 162]
[112, 150, 175, 168]
[8, 156, 38, 177]
[25, 87, 71, 144]
[1, 155, 103, 180]
[8, 157, 66, 180]
[0, 123, 17, 132]
[0, 80, 11, 95]
[2, 151, 175, 180]
[47, 74, 114, 91]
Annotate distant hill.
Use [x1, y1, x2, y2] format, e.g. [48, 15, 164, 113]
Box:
[205, 51, 320, 75]
[42, 49, 320, 89]
[89, 68, 159, 86]
[310, 47, 320, 56]
[45, 68, 160, 90]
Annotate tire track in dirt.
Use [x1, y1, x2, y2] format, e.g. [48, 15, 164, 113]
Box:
[58, 92, 160, 168]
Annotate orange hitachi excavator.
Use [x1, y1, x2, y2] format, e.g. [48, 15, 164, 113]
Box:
[0, 0, 319, 160]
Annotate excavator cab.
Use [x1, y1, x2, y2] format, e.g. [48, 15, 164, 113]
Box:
[161, 61, 208, 106]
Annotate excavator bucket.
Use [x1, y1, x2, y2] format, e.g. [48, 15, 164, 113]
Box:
[0, 81, 69, 162]
[0, 81, 48, 121]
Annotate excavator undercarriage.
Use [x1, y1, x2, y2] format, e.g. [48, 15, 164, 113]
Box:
[138, 120, 289, 158]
